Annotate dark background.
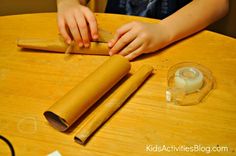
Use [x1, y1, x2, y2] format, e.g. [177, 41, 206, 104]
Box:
[0, 0, 235, 37]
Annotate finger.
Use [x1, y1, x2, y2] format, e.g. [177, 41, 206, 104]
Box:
[75, 12, 90, 47]
[66, 16, 83, 46]
[125, 46, 144, 61]
[58, 17, 71, 44]
[119, 38, 142, 56]
[83, 8, 98, 40]
[109, 30, 137, 55]
[108, 39, 115, 48]
[108, 22, 133, 48]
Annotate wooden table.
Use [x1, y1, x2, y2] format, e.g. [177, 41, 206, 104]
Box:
[0, 13, 235, 156]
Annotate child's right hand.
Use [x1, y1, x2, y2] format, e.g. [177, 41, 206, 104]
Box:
[57, 0, 98, 47]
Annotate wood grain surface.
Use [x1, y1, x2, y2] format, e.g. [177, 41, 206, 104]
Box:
[0, 13, 235, 156]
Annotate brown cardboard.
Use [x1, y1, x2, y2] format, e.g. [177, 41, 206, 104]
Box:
[74, 65, 153, 144]
[17, 38, 109, 55]
[17, 29, 113, 55]
[44, 55, 131, 131]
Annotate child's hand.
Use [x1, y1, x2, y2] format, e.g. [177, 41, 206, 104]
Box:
[108, 21, 171, 60]
[57, 0, 98, 47]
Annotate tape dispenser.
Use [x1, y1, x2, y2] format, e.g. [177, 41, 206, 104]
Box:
[166, 62, 215, 105]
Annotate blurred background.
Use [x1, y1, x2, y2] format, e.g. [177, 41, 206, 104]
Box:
[0, 0, 235, 38]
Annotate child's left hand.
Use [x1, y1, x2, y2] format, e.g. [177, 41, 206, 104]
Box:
[108, 21, 172, 60]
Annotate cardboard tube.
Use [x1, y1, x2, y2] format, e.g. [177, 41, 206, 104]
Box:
[44, 55, 130, 131]
[17, 38, 109, 55]
[74, 65, 153, 144]
[17, 29, 112, 55]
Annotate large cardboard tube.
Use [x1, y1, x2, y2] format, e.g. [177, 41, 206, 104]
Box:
[17, 38, 109, 55]
[44, 55, 131, 131]
[74, 65, 153, 144]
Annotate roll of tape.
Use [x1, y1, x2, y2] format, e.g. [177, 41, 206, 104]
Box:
[174, 67, 203, 94]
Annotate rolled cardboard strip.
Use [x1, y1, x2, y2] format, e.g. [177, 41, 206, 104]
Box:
[17, 29, 112, 55]
[44, 55, 131, 131]
[74, 65, 153, 144]
[17, 38, 109, 55]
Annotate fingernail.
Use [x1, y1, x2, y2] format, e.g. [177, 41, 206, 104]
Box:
[84, 43, 90, 48]
[93, 34, 98, 40]
[79, 42, 83, 47]
[108, 42, 112, 47]
[109, 51, 113, 56]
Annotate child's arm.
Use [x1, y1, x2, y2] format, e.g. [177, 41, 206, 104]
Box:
[109, 0, 229, 60]
[57, 0, 98, 47]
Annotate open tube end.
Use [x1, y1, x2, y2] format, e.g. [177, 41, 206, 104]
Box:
[43, 111, 69, 132]
[74, 136, 85, 145]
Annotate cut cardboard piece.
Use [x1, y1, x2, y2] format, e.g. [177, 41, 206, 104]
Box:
[17, 28, 113, 55]
[74, 65, 153, 144]
[17, 38, 109, 55]
[44, 55, 131, 131]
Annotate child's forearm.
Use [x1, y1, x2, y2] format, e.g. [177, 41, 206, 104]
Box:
[160, 0, 229, 44]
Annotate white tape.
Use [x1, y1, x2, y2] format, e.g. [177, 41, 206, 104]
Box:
[166, 90, 172, 102]
[174, 67, 203, 94]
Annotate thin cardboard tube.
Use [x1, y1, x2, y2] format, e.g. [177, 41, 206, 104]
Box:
[44, 55, 131, 131]
[74, 65, 153, 144]
[17, 29, 112, 55]
[17, 38, 109, 55]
